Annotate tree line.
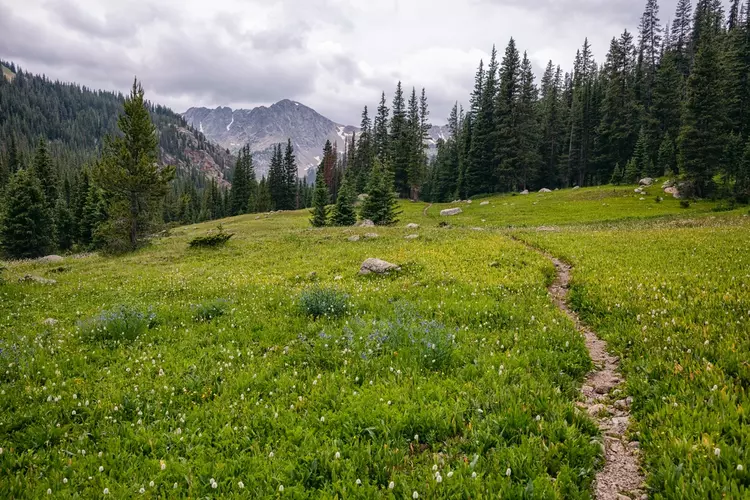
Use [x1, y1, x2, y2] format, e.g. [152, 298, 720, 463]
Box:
[421, 0, 750, 201]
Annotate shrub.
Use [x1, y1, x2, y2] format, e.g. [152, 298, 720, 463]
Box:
[298, 287, 349, 319]
[679, 200, 691, 209]
[192, 299, 229, 322]
[79, 305, 157, 343]
[189, 225, 234, 248]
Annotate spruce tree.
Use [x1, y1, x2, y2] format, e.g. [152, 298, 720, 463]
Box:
[54, 197, 75, 251]
[373, 92, 390, 165]
[330, 174, 357, 226]
[310, 165, 329, 227]
[230, 146, 250, 215]
[33, 138, 58, 210]
[624, 158, 640, 183]
[0, 168, 55, 258]
[390, 82, 409, 197]
[93, 79, 175, 250]
[354, 106, 374, 193]
[283, 139, 297, 210]
[657, 134, 677, 176]
[495, 38, 522, 191]
[516, 52, 541, 190]
[360, 159, 400, 225]
[255, 177, 272, 212]
[610, 163, 624, 184]
[268, 144, 285, 210]
[467, 46, 499, 196]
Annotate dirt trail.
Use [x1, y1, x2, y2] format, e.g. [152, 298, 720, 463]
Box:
[422, 203, 433, 216]
[543, 254, 646, 499]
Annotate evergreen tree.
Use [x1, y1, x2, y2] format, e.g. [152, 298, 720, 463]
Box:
[657, 134, 677, 175]
[93, 79, 175, 250]
[255, 177, 272, 213]
[33, 138, 58, 210]
[737, 136, 750, 202]
[268, 144, 285, 210]
[516, 52, 541, 190]
[54, 196, 74, 251]
[330, 174, 357, 226]
[373, 92, 390, 165]
[538, 63, 565, 188]
[230, 145, 251, 215]
[282, 139, 297, 210]
[310, 165, 329, 227]
[467, 45, 499, 196]
[354, 106, 374, 194]
[390, 82, 409, 197]
[360, 159, 400, 225]
[610, 162, 624, 184]
[495, 38, 522, 191]
[679, 26, 726, 196]
[624, 158, 640, 183]
[0, 169, 55, 258]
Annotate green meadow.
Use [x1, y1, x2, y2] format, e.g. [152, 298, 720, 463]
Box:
[1, 186, 747, 498]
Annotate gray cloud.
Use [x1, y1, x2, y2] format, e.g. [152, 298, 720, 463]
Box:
[1, 0, 700, 124]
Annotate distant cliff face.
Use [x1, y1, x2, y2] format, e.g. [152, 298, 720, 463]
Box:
[183, 100, 357, 176]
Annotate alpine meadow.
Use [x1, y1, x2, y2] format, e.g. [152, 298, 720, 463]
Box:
[1, 0, 749, 499]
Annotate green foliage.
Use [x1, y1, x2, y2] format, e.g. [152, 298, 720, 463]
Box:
[229, 145, 255, 216]
[0, 168, 55, 259]
[310, 165, 329, 228]
[192, 299, 229, 322]
[680, 199, 691, 208]
[78, 305, 157, 344]
[297, 287, 349, 319]
[94, 79, 175, 250]
[359, 159, 401, 225]
[188, 225, 234, 248]
[329, 175, 357, 226]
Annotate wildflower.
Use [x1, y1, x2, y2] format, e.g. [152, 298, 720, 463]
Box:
[435, 473, 443, 483]
[335, 451, 340, 459]
[388, 481, 395, 489]
[506, 468, 512, 476]
[432, 464, 438, 471]
[63, 478, 68, 484]
[269, 451, 274, 458]
[99, 466, 104, 472]
[471, 472, 477, 478]
[320, 416, 325, 422]
[412, 491, 419, 499]
[447, 471, 454, 478]
[535, 415, 541, 421]
[139, 487, 145, 494]
[47, 489, 52, 495]
[738, 465, 744, 471]
[173, 483, 178, 489]
[238, 481, 245, 489]
[210, 478, 218, 489]
[103, 488, 109, 495]
[160, 460, 166, 470]
[149, 481, 154, 488]
[356, 479, 362, 486]
[714, 448, 721, 457]
[278, 485, 284, 492]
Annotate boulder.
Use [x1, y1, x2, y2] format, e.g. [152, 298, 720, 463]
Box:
[405, 223, 420, 229]
[440, 208, 463, 216]
[359, 219, 375, 227]
[480, 201, 490, 206]
[359, 258, 401, 276]
[662, 179, 675, 189]
[572, 185, 580, 190]
[539, 188, 552, 193]
[42, 318, 58, 327]
[39, 255, 64, 264]
[19, 275, 56, 285]
[520, 190, 529, 195]
[639, 177, 654, 186]
[404, 234, 419, 240]
[664, 186, 680, 198]
[466, 200, 473, 204]
[364, 233, 379, 239]
[347, 235, 361, 242]
[634, 188, 643, 194]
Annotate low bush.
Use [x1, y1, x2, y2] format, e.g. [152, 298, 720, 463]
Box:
[189, 225, 234, 248]
[192, 299, 229, 322]
[79, 305, 157, 343]
[680, 199, 691, 208]
[298, 287, 349, 319]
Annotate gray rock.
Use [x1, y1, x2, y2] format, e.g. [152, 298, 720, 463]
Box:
[572, 185, 580, 190]
[359, 258, 401, 275]
[364, 233, 379, 239]
[42, 318, 58, 327]
[359, 219, 375, 227]
[39, 255, 64, 264]
[662, 179, 675, 189]
[19, 275, 56, 285]
[440, 208, 463, 216]
[664, 186, 680, 198]
[470, 227, 484, 231]
[405, 223, 420, 229]
[639, 177, 654, 186]
[466, 200, 473, 204]
[347, 235, 361, 242]
[539, 188, 552, 193]
[404, 234, 419, 240]
[480, 201, 490, 206]
[520, 190, 529, 195]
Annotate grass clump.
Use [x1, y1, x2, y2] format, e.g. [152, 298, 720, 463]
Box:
[79, 305, 157, 343]
[298, 287, 349, 319]
[192, 299, 229, 322]
[189, 224, 234, 248]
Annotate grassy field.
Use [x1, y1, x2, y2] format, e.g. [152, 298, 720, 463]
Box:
[1, 186, 747, 498]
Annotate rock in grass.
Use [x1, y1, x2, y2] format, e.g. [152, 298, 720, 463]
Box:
[664, 186, 680, 198]
[405, 234, 419, 240]
[39, 255, 64, 264]
[573, 186, 580, 190]
[42, 318, 58, 326]
[359, 219, 375, 227]
[480, 201, 490, 206]
[440, 208, 462, 216]
[520, 190, 529, 195]
[639, 177, 654, 186]
[406, 223, 420, 229]
[539, 188, 552, 193]
[359, 258, 401, 275]
[347, 235, 361, 242]
[364, 233, 379, 239]
[19, 275, 56, 285]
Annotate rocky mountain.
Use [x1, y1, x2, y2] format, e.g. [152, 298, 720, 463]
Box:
[183, 100, 357, 176]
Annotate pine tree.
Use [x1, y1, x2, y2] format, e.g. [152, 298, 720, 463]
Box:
[624, 158, 640, 183]
[93, 79, 175, 250]
[538, 63, 565, 188]
[657, 134, 677, 176]
[230, 145, 250, 215]
[671, 0, 694, 76]
[516, 52, 541, 190]
[54, 196, 74, 250]
[495, 38, 522, 191]
[330, 174, 357, 226]
[268, 144, 285, 210]
[310, 164, 329, 227]
[33, 138, 58, 210]
[466, 46, 499, 196]
[0, 168, 55, 258]
[360, 159, 400, 225]
[282, 139, 297, 210]
[354, 106, 374, 193]
[610, 162, 624, 184]
[678, 26, 726, 196]
[255, 177, 272, 212]
[373, 92, 390, 165]
[390, 82, 409, 197]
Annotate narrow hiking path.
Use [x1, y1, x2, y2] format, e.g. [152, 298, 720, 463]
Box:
[523, 243, 646, 499]
[423, 203, 433, 216]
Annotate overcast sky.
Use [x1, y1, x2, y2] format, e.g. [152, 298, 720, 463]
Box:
[1, 0, 702, 124]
